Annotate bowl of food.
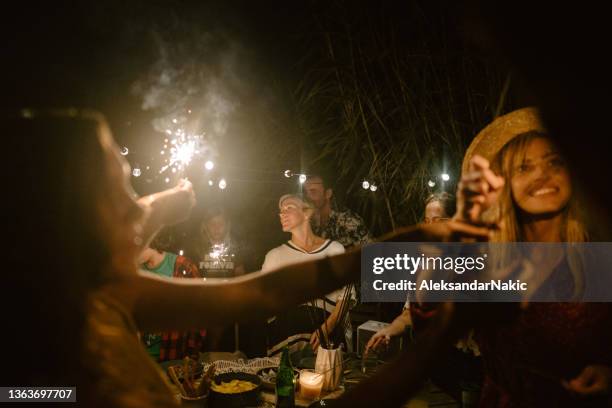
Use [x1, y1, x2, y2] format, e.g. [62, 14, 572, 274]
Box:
[257, 366, 301, 391]
[209, 372, 262, 408]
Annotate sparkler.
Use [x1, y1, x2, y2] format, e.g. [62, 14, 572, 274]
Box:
[157, 127, 206, 177]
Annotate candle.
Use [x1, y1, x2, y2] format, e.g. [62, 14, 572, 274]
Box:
[299, 370, 324, 400]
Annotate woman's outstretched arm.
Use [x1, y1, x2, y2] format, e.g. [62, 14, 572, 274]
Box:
[110, 248, 361, 331]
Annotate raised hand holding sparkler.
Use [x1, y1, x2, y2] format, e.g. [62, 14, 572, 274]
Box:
[137, 178, 196, 248]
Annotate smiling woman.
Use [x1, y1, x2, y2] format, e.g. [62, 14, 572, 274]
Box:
[493, 131, 582, 243]
[454, 108, 612, 407]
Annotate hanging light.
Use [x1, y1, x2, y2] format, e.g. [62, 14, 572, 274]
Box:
[120, 146, 129, 156]
[218, 178, 227, 190]
[441, 173, 450, 181]
[369, 184, 378, 192]
[428, 180, 436, 188]
[284, 170, 293, 178]
[205, 160, 215, 171]
[298, 174, 307, 184]
[362, 180, 370, 190]
[132, 167, 141, 177]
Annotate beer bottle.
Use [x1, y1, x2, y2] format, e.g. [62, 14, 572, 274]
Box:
[276, 346, 295, 408]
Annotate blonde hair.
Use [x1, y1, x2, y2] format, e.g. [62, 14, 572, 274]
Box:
[278, 194, 315, 211]
[486, 131, 588, 298]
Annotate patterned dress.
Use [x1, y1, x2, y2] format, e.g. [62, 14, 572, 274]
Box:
[312, 208, 372, 249]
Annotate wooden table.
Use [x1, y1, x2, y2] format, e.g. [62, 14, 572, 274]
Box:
[260, 385, 344, 407]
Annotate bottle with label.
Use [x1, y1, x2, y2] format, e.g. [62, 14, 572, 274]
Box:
[276, 346, 295, 408]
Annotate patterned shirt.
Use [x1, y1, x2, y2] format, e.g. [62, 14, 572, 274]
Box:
[312, 208, 372, 249]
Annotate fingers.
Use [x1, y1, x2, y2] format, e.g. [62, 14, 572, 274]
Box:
[460, 171, 503, 196]
[447, 220, 492, 240]
[469, 155, 490, 172]
[563, 366, 608, 396]
[365, 336, 377, 354]
[365, 334, 389, 356]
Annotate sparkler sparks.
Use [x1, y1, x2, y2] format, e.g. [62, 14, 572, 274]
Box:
[157, 127, 206, 177]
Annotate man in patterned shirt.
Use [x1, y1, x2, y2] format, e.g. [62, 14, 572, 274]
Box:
[303, 174, 372, 249]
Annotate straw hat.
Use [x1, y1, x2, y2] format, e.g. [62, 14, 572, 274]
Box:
[461, 107, 546, 175]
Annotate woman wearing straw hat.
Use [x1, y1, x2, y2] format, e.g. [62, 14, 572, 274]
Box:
[455, 107, 612, 406]
[262, 194, 355, 355]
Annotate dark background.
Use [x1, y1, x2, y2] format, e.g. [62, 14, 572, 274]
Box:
[3, 0, 527, 268]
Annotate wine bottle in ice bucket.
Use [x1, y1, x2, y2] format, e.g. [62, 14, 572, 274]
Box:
[276, 346, 295, 408]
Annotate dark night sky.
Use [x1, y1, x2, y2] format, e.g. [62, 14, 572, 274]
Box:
[4, 0, 512, 267]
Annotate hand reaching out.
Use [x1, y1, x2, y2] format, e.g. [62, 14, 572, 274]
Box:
[456, 155, 504, 225]
[138, 178, 196, 227]
[364, 328, 392, 356]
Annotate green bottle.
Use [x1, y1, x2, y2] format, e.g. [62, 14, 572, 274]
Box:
[276, 346, 295, 408]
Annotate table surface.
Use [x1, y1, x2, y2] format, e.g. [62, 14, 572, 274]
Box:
[165, 354, 459, 407]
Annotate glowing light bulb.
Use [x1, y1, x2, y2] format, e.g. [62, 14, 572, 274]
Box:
[284, 170, 293, 178]
[428, 180, 436, 188]
[205, 160, 214, 170]
[362, 180, 370, 190]
[441, 173, 450, 181]
[132, 167, 141, 177]
[218, 179, 227, 190]
[370, 184, 378, 192]
[120, 146, 129, 156]
[208, 180, 214, 186]
[299, 174, 307, 184]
